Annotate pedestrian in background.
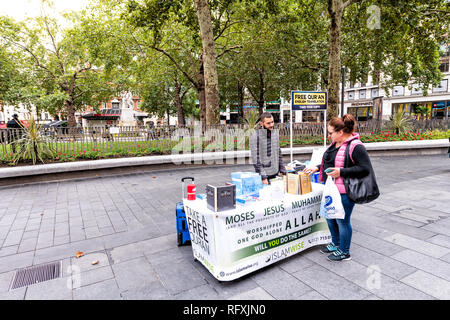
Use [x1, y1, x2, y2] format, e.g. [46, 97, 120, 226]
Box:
[303, 114, 376, 262]
[6, 114, 24, 153]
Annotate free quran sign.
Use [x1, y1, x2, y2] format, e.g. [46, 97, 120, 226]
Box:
[291, 91, 327, 110]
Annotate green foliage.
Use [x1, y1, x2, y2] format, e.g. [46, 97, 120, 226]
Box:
[0, 6, 125, 122]
[388, 110, 413, 134]
[244, 110, 260, 130]
[414, 105, 431, 120]
[10, 117, 55, 165]
[342, 0, 449, 95]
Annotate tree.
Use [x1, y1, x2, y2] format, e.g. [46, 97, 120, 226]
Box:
[326, 0, 359, 119]
[218, 0, 327, 118]
[0, 11, 122, 127]
[326, 0, 449, 119]
[0, 43, 26, 108]
[342, 0, 449, 96]
[124, 0, 244, 127]
[132, 52, 197, 126]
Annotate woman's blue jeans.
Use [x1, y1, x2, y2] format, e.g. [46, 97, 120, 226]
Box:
[326, 194, 355, 254]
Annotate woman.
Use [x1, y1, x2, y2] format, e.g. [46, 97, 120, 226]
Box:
[303, 114, 373, 262]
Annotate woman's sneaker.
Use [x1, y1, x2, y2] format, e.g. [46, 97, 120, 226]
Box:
[320, 243, 338, 254]
[327, 249, 351, 262]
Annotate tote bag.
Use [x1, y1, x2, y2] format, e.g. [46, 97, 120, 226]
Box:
[343, 141, 380, 204]
[319, 177, 345, 219]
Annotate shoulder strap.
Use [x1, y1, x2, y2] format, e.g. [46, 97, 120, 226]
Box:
[344, 140, 352, 168]
[345, 139, 363, 166]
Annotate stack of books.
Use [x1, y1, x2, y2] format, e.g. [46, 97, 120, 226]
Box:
[284, 172, 312, 195]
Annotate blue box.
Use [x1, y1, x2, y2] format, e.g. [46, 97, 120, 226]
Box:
[310, 172, 323, 184]
[231, 172, 263, 196]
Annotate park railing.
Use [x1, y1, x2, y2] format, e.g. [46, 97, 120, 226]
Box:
[0, 118, 448, 158]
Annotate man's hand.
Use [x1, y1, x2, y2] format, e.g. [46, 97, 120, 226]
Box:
[262, 178, 269, 185]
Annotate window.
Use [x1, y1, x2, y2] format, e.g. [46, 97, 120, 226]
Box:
[347, 107, 373, 121]
[283, 111, 295, 123]
[393, 86, 404, 96]
[348, 91, 355, 100]
[371, 88, 379, 98]
[439, 62, 449, 73]
[359, 90, 366, 99]
[432, 101, 446, 119]
[440, 44, 450, 57]
[302, 111, 324, 123]
[112, 102, 120, 109]
[393, 103, 412, 115]
[432, 79, 448, 93]
[411, 83, 423, 95]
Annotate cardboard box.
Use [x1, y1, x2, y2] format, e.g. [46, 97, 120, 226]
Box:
[206, 184, 236, 212]
[298, 172, 312, 194]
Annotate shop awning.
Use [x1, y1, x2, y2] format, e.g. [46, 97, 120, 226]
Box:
[134, 111, 149, 118]
[82, 109, 121, 120]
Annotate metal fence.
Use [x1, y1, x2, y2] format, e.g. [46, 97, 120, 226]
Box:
[0, 119, 448, 158]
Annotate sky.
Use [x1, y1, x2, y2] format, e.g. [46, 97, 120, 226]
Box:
[0, 0, 91, 21]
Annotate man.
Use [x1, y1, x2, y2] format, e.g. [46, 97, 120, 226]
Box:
[6, 114, 24, 153]
[250, 112, 286, 184]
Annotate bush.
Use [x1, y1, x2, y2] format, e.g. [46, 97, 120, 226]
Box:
[10, 116, 55, 165]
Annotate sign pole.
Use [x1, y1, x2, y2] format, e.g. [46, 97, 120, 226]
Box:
[323, 109, 327, 148]
[290, 100, 293, 164]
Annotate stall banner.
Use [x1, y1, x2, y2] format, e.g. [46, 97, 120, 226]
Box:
[183, 183, 331, 281]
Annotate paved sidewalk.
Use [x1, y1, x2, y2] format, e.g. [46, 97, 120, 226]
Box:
[0, 154, 449, 300]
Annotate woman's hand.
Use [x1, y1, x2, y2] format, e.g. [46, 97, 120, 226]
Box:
[303, 167, 318, 176]
[326, 167, 341, 178]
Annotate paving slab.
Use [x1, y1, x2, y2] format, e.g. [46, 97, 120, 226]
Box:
[391, 249, 450, 282]
[400, 270, 450, 300]
[73, 279, 122, 300]
[291, 264, 372, 300]
[383, 233, 450, 258]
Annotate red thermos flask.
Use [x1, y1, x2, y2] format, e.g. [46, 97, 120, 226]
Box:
[182, 177, 196, 201]
[187, 184, 196, 200]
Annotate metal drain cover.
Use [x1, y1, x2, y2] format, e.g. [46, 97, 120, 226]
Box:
[10, 261, 62, 290]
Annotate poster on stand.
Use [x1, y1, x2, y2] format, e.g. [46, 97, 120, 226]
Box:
[183, 183, 330, 281]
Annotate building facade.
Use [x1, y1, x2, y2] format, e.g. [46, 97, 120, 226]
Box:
[343, 43, 450, 121]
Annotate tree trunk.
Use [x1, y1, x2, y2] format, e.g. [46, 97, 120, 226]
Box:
[197, 63, 207, 131]
[258, 69, 265, 116]
[194, 0, 220, 125]
[327, 0, 344, 120]
[237, 81, 244, 123]
[174, 77, 186, 126]
[66, 101, 76, 128]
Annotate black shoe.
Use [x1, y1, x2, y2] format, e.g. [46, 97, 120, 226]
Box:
[320, 242, 338, 254]
[327, 249, 351, 262]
